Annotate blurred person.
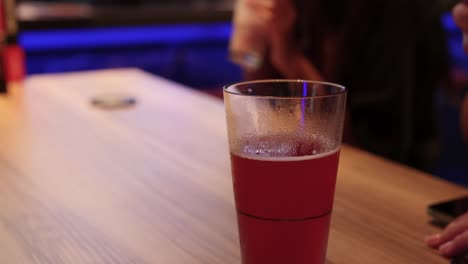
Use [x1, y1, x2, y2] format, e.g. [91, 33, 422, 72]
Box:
[426, 1, 468, 259]
[463, 93, 468, 148]
[434, 1, 468, 185]
[455, 1, 468, 147]
[230, 0, 451, 171]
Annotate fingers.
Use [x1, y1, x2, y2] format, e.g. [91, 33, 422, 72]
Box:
[426, 213, 468, 248]
[426, 233, 442, 247]
[426, 213, 468, 259]
[243, 0, 296, 33]
[439, 229, 468, 257]
[270, 0, 297, 34]
[245, 0, 274, 7]
[453, 1, 468, 52]
[242, 0, 274, 28]
[454, 2, 468, 31]
[244, 0, 274, 14]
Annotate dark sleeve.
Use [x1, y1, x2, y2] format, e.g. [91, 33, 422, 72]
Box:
[347, 0, 443, 166]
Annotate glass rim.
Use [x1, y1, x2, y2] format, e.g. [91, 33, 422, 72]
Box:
[223, 79, 347, 99]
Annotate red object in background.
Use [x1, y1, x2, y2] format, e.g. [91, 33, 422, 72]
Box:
[0, 0, 6, 92]
[0, 2, 5, 39]
[4, 44, 25, 82]
[2, 0, 26, 84]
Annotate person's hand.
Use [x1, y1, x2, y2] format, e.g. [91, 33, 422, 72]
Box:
[245, 0, 301, 73]
[426, 212, 468, 258]
[453, 0, 468, 52]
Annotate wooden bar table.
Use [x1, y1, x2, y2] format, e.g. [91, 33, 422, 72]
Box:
[0, 69, 465, 263]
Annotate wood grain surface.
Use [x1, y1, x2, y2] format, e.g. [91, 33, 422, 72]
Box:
[0, 68, 465, 263]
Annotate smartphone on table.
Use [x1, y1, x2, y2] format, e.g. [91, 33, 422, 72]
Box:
[428, 196, 468, 264]
[428, 196, 468, 227]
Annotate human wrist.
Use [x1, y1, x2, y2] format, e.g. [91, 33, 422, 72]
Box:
[271, 49, 300, 75]
[276, 52, 303, 78]
[269, 31, 299, 72]
[273, 52, 323, 81]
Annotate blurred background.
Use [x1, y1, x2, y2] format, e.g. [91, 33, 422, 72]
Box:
[17, 0, 241, 90]
[6, 0, 468, 181]
[14, 0, 467, 90]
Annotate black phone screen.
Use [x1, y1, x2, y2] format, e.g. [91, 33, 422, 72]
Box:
[428, 196, 468, 227]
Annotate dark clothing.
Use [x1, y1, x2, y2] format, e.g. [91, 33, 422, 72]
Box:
[344, 0, 449, 168]
[248, 0, 449, 170]
[435, 89, 468, 185]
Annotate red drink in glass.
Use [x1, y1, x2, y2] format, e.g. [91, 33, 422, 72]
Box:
[230, 135, 339, 264]
[224, 80, 346, 264]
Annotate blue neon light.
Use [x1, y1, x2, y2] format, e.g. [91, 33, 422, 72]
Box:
[19, 22, 233, 52]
